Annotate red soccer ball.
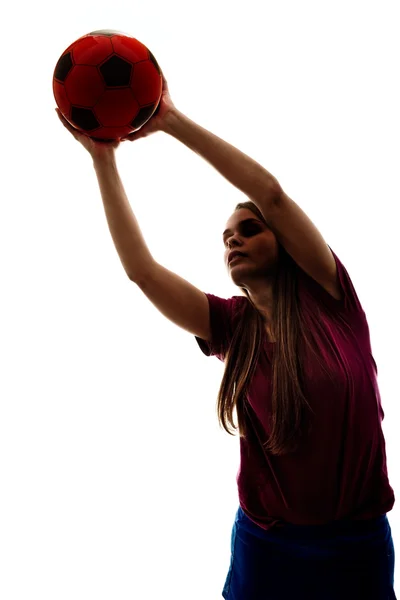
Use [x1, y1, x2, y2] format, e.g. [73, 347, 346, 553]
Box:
[53, 29, 162, 140]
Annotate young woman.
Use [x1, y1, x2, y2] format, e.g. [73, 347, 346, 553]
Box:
[56, 74, 396, 599]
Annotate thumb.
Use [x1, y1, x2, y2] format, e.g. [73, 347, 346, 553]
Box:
[121, 127, 149, 143]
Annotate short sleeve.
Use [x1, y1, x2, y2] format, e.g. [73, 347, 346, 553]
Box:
[296, 246, 365, 316]
[194, 293, 246, 361]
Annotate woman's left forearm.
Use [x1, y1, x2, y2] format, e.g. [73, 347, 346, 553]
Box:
[161, 110, 280, 205]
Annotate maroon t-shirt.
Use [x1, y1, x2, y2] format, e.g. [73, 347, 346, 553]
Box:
[195, 249, 395, 531]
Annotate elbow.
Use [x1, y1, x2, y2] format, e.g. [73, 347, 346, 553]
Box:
[251, 178, 282, 217]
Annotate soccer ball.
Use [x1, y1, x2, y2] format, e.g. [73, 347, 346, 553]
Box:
[53, 29, 162, 141]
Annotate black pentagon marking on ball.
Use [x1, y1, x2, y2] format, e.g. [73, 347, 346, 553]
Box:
[54, 52, 73, 82]
[148, 51, 161, 75]
[100, 55, 132, 86]
[130, 103, 158, 129]
[91, 136, 115, 142]
[71, 106, 100, 131]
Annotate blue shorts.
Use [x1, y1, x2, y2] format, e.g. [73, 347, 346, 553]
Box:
[222, 506, 396, 600]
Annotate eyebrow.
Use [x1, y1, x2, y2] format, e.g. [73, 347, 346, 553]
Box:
[222, 218, 262, 239]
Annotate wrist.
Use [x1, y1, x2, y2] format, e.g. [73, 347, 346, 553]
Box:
[161, 108, 187, 136]
[92, 149, 116, 168]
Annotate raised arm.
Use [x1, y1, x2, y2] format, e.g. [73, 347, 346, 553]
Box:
[56, 109, 212, 340]
[161, 110, 339, 300]
[92, 153, 154, 281]
[162, 110, 279, 207]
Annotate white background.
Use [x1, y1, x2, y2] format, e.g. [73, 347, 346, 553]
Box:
[0, 1, 398, 598]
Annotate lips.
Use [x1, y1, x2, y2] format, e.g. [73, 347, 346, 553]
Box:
[228, 251, 247, 264]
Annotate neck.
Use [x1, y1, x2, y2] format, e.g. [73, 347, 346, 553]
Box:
[246, 287, 275, 323]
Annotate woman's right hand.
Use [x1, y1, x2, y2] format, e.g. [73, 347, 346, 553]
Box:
[121, 73, 177, 143]
[55, 108, 120, 159]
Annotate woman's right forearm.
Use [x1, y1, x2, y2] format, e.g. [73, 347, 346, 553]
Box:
[92, 152, 154, 281]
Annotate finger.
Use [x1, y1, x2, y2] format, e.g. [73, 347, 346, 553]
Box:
[55, 108, 69, 125]
[161, 72, 169, 90]
[55, 109, 80, 136]
[55, 110, 73, 131]
[121, 131, 144, 142]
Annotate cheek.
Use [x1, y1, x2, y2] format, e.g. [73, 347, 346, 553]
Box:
[266, 235, 278, 252]
[257, 234, 275, 250]
[255, 239, 279, 263]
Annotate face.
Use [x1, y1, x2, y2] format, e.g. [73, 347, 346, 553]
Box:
[223, 208, 279, 289]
